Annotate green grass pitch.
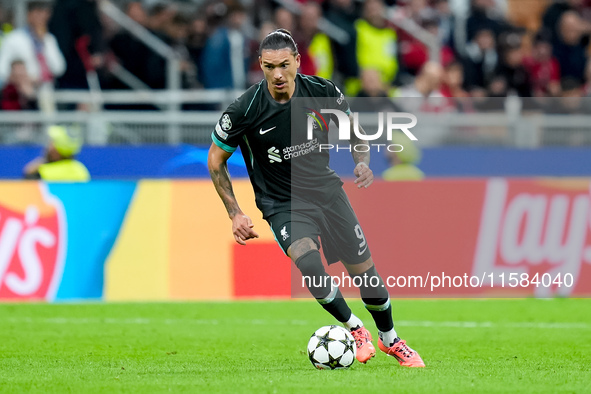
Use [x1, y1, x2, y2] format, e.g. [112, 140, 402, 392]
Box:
[1, 299, 590, 393]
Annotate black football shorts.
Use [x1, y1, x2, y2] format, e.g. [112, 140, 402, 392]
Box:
[266, 187, 371, 265]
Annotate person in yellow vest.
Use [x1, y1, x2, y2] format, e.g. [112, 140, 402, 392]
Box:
[23, 125, 90, 181]
[350, 0, 398, 96]
[382, 131, 424, 181]
[300, 2, 334, 80]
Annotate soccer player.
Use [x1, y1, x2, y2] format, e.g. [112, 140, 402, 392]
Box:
[208, 29, 424, 368]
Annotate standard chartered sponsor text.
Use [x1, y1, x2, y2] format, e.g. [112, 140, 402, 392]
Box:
[283, 138, 319, 160]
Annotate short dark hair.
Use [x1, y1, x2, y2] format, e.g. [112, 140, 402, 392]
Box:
[561, 77, 582, 92]
[171, 13, 189, 26]
[259, 29, 298, 56]
[534, 29, 552, 45]
[149, 3, 170, 17]
[10, 59, 25, 68]
[27, 1, 51, 12]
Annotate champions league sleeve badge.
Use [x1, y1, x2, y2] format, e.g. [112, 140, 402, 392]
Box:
[221, 114, 232, 131]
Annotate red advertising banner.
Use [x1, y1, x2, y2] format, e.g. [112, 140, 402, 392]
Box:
[233, 243, 292, 298]
[0, 183, 65, 300]
[283, 179, 591, 298]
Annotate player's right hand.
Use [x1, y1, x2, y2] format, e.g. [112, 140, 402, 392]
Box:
[354, 162, 374, 189]
[232, 214, 259, 245]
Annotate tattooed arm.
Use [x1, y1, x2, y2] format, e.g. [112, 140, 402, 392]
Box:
[208, 143, 259, 245]
[348, 113, 374, 188]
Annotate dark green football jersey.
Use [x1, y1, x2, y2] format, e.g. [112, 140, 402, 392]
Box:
[212, 74, 351, 218]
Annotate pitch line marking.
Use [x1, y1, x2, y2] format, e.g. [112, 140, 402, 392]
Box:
[4, 317, 591, 329]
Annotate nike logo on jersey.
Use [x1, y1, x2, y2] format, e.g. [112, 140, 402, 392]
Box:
[260, 126, 276, 135]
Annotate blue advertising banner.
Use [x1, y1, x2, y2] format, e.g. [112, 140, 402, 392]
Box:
[48, 182, 136, 300]
[1, 146, 590, 179]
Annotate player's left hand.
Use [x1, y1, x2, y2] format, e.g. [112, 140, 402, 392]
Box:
[354, 162, 373, 189]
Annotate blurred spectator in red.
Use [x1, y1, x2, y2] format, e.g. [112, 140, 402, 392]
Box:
[323, 0, 360, 84]
[523, 30, 561, 97]
[49, 0, 105, 90]
[399, 8, 455, 75]
[461, 27, 497, 95]
[0, 1, 65, 87]
[200, 2, 250, 89]
[354, 0, 399, 95]
[494, 31, 531, 97]
[1, 60, 38, 110]
[300, 2, 334, 79]
[552, 10, 590, 84]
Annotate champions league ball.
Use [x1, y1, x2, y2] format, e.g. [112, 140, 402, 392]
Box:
[307, 325, 356, 370]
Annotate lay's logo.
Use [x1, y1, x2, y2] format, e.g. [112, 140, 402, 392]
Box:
[473, 178, 591, 297]
[0, 184, 65, 300]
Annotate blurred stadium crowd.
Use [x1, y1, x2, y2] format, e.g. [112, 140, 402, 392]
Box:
[0, 0, 590, 112]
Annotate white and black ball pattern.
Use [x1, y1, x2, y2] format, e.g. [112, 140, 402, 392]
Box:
[307, 325, 356, 370]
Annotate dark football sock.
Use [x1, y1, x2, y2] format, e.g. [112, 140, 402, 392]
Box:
[295, 250, 352, 322]
[319, 289, 352, 323]
[352, 265, 394, 332]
